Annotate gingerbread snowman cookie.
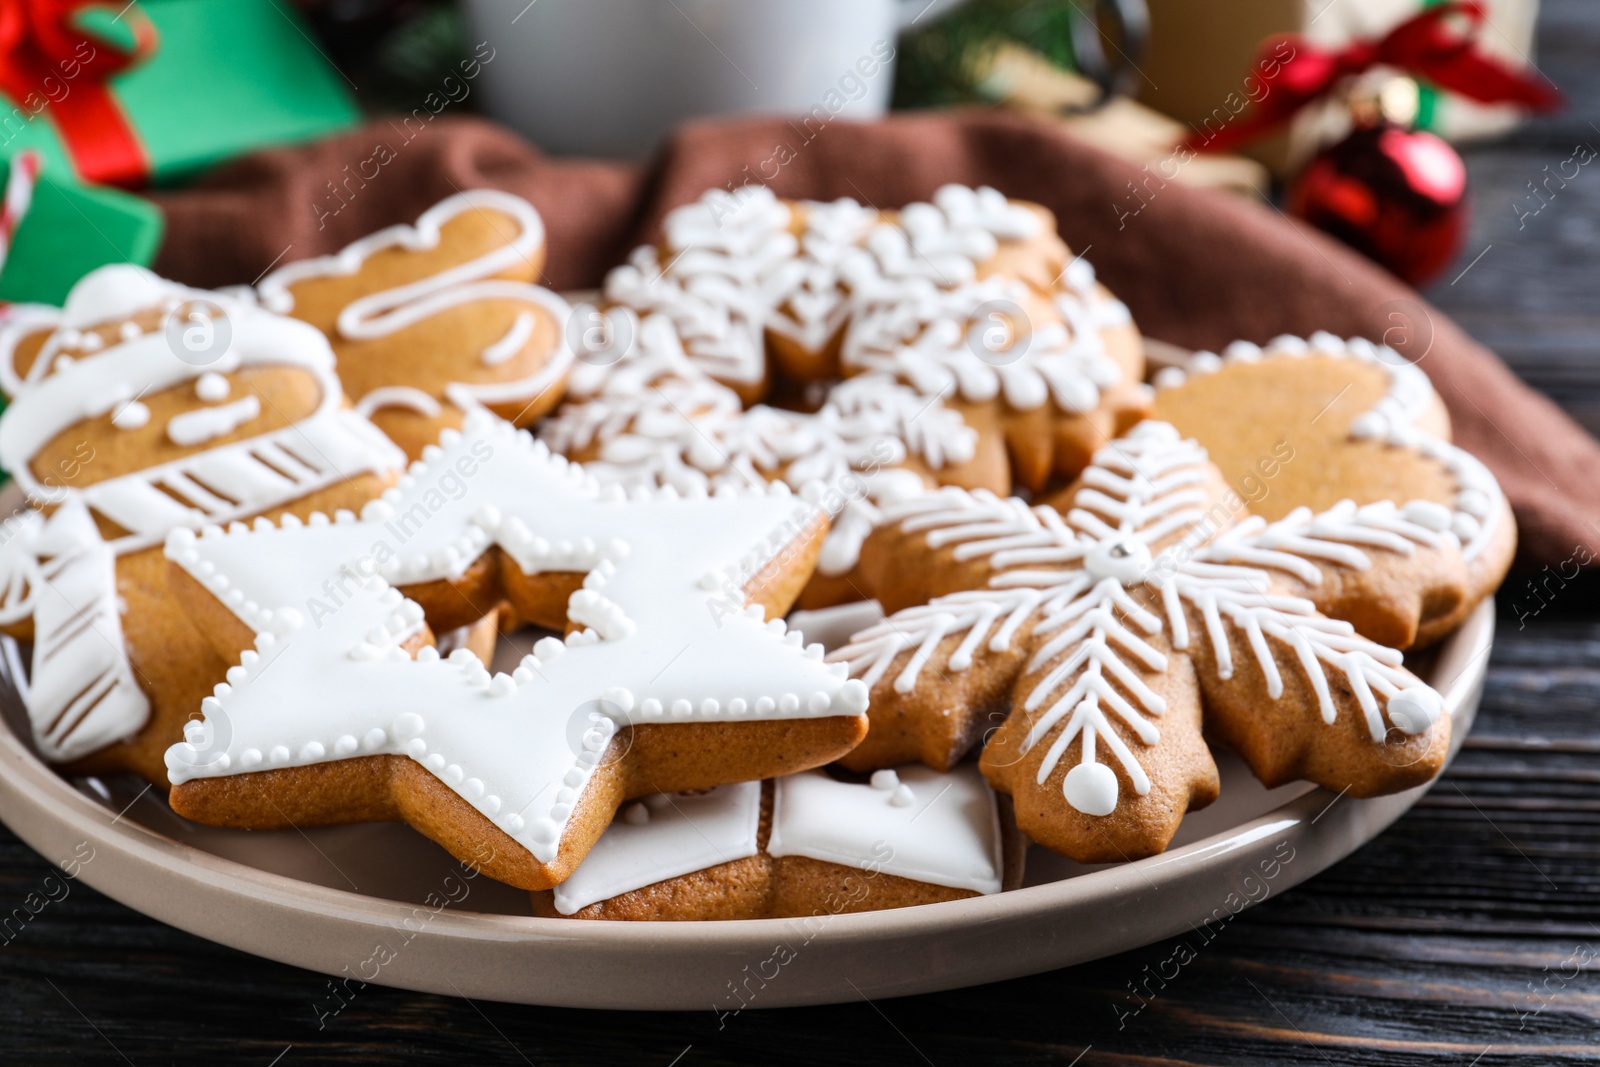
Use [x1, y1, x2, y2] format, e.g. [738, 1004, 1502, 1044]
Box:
[0, 265, 405, 782]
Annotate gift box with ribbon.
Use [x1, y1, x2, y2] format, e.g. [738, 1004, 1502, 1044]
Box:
[1140, 0, 1544, 175]
[0, 0, 359, 188]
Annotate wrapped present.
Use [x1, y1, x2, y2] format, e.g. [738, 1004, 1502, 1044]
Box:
[0, 0, 359, 188]
[1139, 0, 1541, 175]
[0, 154, 162, 306]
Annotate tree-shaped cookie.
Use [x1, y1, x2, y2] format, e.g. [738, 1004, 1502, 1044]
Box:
[0, 266, 404, 782]
[832, 421, 1464, 862]
[258, 190, 575, 459]
[162, 414, 869, 889]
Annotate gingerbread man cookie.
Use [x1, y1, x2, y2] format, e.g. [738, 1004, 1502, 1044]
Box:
[533, 762, 1021, 920]
[161, 414, 870, 889]
[0, 265, 404, 781]
[258, 190, 575, 459]
[833, 420, 1466, 862]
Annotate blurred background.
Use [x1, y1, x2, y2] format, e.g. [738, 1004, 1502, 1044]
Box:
[0, 0, 1580, 424]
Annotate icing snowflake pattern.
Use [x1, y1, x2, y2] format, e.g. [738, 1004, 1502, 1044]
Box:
[542, 309, 977, 577]
[832, 422, 1449, 819]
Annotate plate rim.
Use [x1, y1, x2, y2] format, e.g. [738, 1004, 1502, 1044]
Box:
[0, 601, 1492, 1009]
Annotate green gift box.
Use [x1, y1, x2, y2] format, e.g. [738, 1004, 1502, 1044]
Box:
[0, 158, 163, 307]
[0, 0, 359, 188]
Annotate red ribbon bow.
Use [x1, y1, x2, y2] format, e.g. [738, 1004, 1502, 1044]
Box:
[0, 0, 157, 186]
[1183, 2, 1561, 154]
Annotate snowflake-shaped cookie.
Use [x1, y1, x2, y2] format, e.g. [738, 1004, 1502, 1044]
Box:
[541, 310, 983, 588]
[598, 184, 1147, 490]
[831, 423, 1459, 862]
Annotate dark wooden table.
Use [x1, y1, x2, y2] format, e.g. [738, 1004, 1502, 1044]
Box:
[4, 4, 1599, 1064]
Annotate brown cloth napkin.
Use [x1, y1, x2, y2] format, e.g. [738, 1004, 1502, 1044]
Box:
[151, 111, 1600, 568]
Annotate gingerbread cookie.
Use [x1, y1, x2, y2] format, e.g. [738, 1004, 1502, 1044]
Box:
[1150, 333, 1514, 646]
[602, 185, 1147, 488]
[832, 420, 1466, 863]
[546, 185, 1147, 606]
[0, 265, 404, 780]
[542, 312, 992, 605]
[533, 762, 1021, 920]
[161, 414, 870, 890]
[258, 190, 575, 459]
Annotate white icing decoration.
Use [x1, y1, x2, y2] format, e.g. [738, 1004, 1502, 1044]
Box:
[0, 510, 42, 628]
[840, 282, 1121, 415]
[481, 310, 536, 366]
[195, 372, 230, 402]
[163, 414, 868, 867]
[166, 395, 261, 447]
[1386, 686, 1442, 734]
[768, 763, 1002, 894]
[353, 385, 444, 419]
[540, 763, 1007, 913]
[111, 400, 149, 430]
[1200, 500, 1448, 585]
[831, 422, 1445, 818]
[1154, 334, 1504, 564]
[602, 185, 1118, 404]
[572, 185, 1133, 573]
[785, 600, 886, 651]
[0, 266, 406, 554]
[552, 781, 762, 915]
[542, 310, 976, 577]
[257, 190, 575, 415]
[6, 500, 148, 761]
[1062, 761, 1119, 817]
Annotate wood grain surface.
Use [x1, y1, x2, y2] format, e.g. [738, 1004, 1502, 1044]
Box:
[2, 2, 1598, 1063]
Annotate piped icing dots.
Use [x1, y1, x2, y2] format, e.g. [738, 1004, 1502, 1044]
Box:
[111, 400, 150, 430]
[195, 371, 230, 402]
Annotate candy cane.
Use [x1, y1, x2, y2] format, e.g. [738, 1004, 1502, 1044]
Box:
[0, 150, 42, 281]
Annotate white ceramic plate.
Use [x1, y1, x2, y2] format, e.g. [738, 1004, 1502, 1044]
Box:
[0, 593, 1489, 1010]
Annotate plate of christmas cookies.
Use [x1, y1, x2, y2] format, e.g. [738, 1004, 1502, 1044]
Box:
[0, 185, 1509, 1009]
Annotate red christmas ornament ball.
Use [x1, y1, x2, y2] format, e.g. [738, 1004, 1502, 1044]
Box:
[1286, 122, 1469, 287]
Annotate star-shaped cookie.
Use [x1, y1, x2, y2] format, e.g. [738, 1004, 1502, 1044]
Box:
[163, 414, 869, 888]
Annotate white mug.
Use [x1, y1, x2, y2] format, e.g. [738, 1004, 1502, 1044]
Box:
[462, 0, 973, 158]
